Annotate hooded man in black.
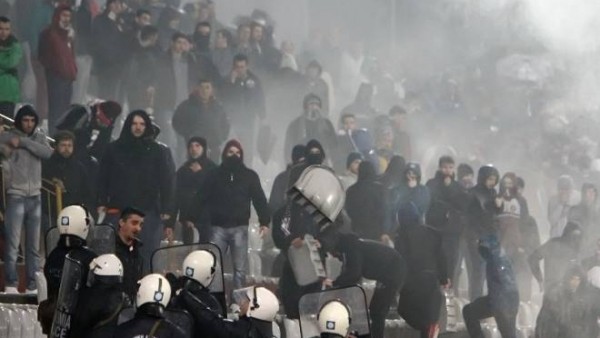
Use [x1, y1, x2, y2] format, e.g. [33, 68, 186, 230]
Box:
[535, 264, 600, 338]
[198, 139, 270, 289]
[269, 144, 305, 214]
[284, 93, 337, 163]
[175, 137, 216, 243]
[394, 162, 431, 222]
[395, 203, 447, 338]
[465, 165, 501, 300]
[528, 221, 583, 292]
[345, 161, 387, 242]
[426, 156, 469, 287]
[97, 110, 175, 271]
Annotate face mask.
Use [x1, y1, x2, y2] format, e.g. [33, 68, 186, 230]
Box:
[223, 155, 242, 168]
[306, 152, 323, 165]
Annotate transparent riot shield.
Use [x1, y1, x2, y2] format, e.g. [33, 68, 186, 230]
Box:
[45, 225, 116, 257]
[287, 234, 326, 286]
[151, 243, 224, 294]
[44, 227, 60, 257]
[87, 224, 116, 255]
[298, 285, 371, 338]
[50, 256, 84, 338]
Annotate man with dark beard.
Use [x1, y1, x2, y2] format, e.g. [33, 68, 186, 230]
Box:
[198, 139, 270, 289]
[175, 137, 216, 243]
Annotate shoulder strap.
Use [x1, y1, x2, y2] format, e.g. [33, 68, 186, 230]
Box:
[92, 300, 124, 329]
[149, 319, 163, 337]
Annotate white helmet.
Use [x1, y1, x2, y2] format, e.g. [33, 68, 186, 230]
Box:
[57, 205, 92, 240]
[244, 286, 279, 322]
[88, 254, 123, 286]
[136, 274, 172, 309]
[290, 165, 345, 226]
[182, 250, 216, 288]
[317, 300, 351, 337]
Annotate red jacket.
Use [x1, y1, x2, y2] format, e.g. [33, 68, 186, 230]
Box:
[38, 6, 77, 81]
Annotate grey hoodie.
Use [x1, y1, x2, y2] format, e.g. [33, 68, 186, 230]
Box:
[0, 107, 53, 197]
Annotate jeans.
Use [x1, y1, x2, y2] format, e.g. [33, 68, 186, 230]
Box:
[211, 225, 248, 289]
[463, 296, 517, 338]
[4, 194, 42, 290]
[465, 233, 485, 300]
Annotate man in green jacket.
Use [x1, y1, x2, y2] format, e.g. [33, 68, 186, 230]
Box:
[0, 16, 22, 118]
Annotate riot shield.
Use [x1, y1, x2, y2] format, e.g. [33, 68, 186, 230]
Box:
[287, 234, 326, 286]
[298, 285, 371, 338]
[45, 225, 116, 257]
[87, 224, 116, 254]
[118, 307, 192, 338]
[151, 243, 225, 295]
[50, 256, 84, 338]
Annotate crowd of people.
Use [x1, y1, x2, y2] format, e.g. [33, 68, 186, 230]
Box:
[1, 0, 600, 337]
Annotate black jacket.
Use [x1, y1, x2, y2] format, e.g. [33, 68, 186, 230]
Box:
[43, 152, 93, 211]
[97, 111, 175, 214]
[222, 71, 266, 122]
[91, 12, 128, 70]
[284, 116, 336, 163]
[172, 96, 230, 149]
[268, 166, 291, 214]
[115, 237, 144, 301]
[112, 305, 186, 338]
[319, 231, 406, 287]
[176, 155, 216, 224]
[126, 44, 161, 111]
[426, 172, 469, 235]
[199, 161, 270, 227]
[44, 237, 96, 299]
[395, 223, 447, 283]
[169, 279, 223, 338]
[70, 283, 128, 338]
[345, 171, 387, 240]
[155, 51, 197, 112]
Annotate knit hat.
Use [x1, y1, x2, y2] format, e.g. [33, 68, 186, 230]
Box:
[346, 152, 363, 169]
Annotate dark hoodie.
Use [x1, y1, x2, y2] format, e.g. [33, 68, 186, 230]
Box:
[478, 234, 519, 311]
[535, 265, 600, 338]
[38, 5, 77, 81]
[466, 165, 500, 237]
[175, 137, 216, 224]
[198, 140, 270, 227]
[426, 170, 469, 234]
[393, 162, 431, 223]
[345, 161, 387, 240]
[0, 106, 53, 196]
[269, 144, 305, 213]
[97, 110, 175, 214]
[528, 222, 582, 290]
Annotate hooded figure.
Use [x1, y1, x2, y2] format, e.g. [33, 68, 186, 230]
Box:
[568, 183, 600, 257]
[284, 93, 337, 162]
[97, 110, 175, 269]
[395, 202, 446, 338]
[197, 139, 270, 289]
[464, 165, 501, 300]
[529, 221, 583, 291]
[269, 144, 305, 214]
[535, 265, 600, 338]
[393, 163, 431, 223]
[38, 5, 77, 134]
[463, 234, 519, 338]
[345, 161, 387, 241]
[175, 137, 217, 242]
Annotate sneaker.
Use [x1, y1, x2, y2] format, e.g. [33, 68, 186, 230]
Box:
[25, 288, 37, 295]
[4, 286, 18, 294]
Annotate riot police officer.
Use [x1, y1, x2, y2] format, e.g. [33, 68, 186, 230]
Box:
[70, 254, 129, 337]
[169, 250, 223, 337]
[113, 274, 187, 337]
[317, 300, 352, 338]
[41, 205, 97, 335]
[185, 285, 280, 338]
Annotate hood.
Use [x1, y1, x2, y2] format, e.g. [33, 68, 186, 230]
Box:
[477, 165, 500, 186]
[562, 264, 587, 290]
[303, 93, 322, 111]
[187, 136, 208, 161]
[14, 105, 39, 134]
[357, 161, 376, 182]
[51, 5, 72, 29]
[478, 234, 503, 262]
[291, 144, 306, 164]
[305, 139, 325, 162]
[119, 110, 154, 141]
[221, 139, 244, 162]
[404, 162, 422, 183]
